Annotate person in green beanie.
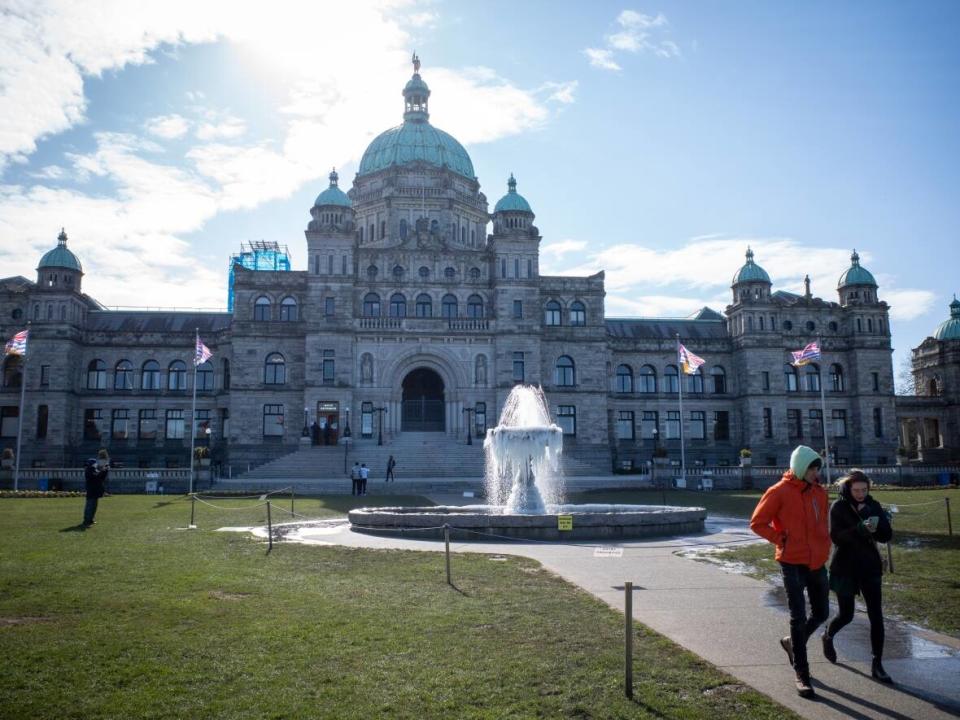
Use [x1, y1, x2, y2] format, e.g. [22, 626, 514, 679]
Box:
[750, 445, 831, 698]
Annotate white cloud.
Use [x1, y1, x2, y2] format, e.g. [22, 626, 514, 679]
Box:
[145, 114, 191, 139]
[195, 116, 246, 141]
[539, 80, 578, 105]
[584, 48, 621, 71]
[880, 289, 937, 322]
[584, 8, 680, 71]
[541, 239, 588, 259]
[406, 11, 437, 28]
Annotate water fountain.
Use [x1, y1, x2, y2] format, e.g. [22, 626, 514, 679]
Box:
[348, 385, 705, 540]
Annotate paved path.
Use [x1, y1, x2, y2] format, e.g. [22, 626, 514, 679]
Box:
[254, 506, 960, 720]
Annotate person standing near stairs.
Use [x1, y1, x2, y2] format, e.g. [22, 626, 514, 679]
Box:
[351, 462, 361, 496]
[386, 455, 396, 482]
[359, 463, 369, 495]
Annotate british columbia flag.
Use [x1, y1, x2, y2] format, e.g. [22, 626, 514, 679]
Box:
[791, 341, 822, 367]
[678, 343, 706, 375]
[4, 329, 28, 356]
[194, 335, 213, 366]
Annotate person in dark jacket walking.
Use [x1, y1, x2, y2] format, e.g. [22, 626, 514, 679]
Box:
[386, 455, 396, 482]
[82, 458, 108, 527]
[822, 469, 894, 683]
[750, 445, 831, 698]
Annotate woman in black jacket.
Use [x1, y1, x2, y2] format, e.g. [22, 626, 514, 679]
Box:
[822, 469, 893, 682]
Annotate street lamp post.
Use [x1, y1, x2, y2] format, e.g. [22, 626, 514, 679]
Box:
[373, 406, 387, 446]
[302, 407, 309, 437]
[462, 407, 475, 445]
[342, 407, 352, 474]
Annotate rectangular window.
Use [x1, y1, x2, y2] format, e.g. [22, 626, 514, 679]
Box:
[872, 372, 880, 392]
[512, 352, 525, 384]
[501, 258, 507, 278]
[873, 407, 883, 438]
[690, 411, 705, 440]
[762, 371, 770, 392]
[616, 410, 635, 440]
[40, 365, 50, 386]
[111, 409, 129, 440]
[0, 406, 18, 438]
[342, 255, 347, 274]
[328, 254, 333, 274]
[361, 401, 373, 438]
[527, 259, 533, 278]
[514, 258, 520, 278]
[314, 255, 319, 274]
[139, 409, 157, 440]
[714, 411, 730, 441]
[666, 411, 680, 439]
[322, 350, 335, 385]
[513, 300, 523, 319]
[263, 404, 284, 437]
[641, 411, 658, 439]
[556, 405, 576, 436]
[325, 297, 335, 317]
[194, 409, 211, 439]
[809, 409, 823, 438]
[36, 404, 48, 439]
[833, 409, 848, 438]
[763, 408, 773, 438]
[165, 409, 185, 440]
[84, 409, 105, 440]
[788, 409, 802, 439]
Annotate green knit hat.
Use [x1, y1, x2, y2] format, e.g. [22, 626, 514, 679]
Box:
[790, 445, 822, 478]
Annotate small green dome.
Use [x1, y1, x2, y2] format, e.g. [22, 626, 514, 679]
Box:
[934, 297, 960, 341]
[838, 249, 877, 288]
[403, 74, 430, 95]
[38, 229, 82, 272]
[314, 169, 351, 207]
[732, 247, 770, 285]
[494, 174, 533, 213]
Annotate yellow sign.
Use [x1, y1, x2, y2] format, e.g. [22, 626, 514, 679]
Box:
[557, 515, 573, 531]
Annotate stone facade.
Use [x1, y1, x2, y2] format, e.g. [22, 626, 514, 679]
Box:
[0, 61, 910, 472]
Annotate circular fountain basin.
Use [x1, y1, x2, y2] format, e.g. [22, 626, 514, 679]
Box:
[348, 503, 706, 541]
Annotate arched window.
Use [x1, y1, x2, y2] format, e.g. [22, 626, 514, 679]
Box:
[367, 264, 378, 279]
[2, 356, 22, 388]
[638, 365, 657, 393]
[475, 355, 487, 385]
[264, 353, 286, 385]
[430, 219, 439, 235]
[442, 294, 458, 319]
[389, 293, 407, 318]
[461, 226, 466, 243]
[804, 363, 821, 392]
[393, 265, 404, 280]
[686, 367, 704, 393]
[363, 293, 381, 317]
[196, 361, 214, 391]
[710, 366, 726, 394]
[544, 300, 561, 326]
[555, 355, 576, 386]
[830, 364, 845, 392]
[664, 365, 679, 393]
[415, 293, 432, 318]
[380, 220, 386, 239]
[369, 223, 375, 241]
[469, 267, 481, 281]
[399, 219, 407, 239]
[87, 359, 107, 390]
[784, 364, 798, 392]
[615, 364, 633, 393]
[444, 266, 456, 280]
[471, 229, 476, 244]
[114, 360, 134, 390]
[254, 296, 271, 321]
[467, 294, 484, 319]
[168, 360, 187, 390]
[141, 360, 161, 390]
[868, 317, 874, 332]
[279, 296, 298, 321]
[570, 301, 586, 326]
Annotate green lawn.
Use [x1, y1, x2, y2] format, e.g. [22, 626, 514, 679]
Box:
[0, 495, 794, 720]
[572, 487, 960, 637]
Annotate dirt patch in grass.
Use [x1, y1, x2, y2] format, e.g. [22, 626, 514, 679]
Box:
[0, 616, 53, 627]
[208, 590, 251, 601]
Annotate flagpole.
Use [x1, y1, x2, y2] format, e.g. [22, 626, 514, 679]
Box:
[13, 325, 29, 492]
[818, 334, 832, 484]
[676, 334, 686, 487]
[189, 329, 198, 495]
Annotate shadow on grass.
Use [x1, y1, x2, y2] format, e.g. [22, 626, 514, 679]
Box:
[60, 524, 87, 532]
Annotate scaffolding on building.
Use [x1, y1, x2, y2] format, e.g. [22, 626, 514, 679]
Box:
[227, 241, 292, 311]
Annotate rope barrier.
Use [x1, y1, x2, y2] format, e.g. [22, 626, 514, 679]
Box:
[192, 496, 270, 511]
[193, 487, 292, 501]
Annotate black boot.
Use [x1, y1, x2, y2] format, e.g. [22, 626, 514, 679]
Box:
[821, 632, 837, 663]
[795, 670, 815, 698]
[871, 658, 893, 684]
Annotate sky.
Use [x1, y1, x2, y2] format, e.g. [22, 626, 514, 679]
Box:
[1, 0, 958, 383]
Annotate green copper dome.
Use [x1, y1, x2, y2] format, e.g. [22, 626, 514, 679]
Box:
[38, 229, 82, 272]
[934, 297, 960, 341]
[314, 169, 351, 207]
[838, 249, 877, 288]
[494, 174, 533, 213]
[732, 247, 770, 285]
[357, 56, 475, 181]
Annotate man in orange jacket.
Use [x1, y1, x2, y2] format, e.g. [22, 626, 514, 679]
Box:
[750, 445, 830, 698]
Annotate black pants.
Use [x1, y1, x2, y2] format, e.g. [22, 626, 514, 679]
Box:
[360, 477, 367, 494]
[386, 469, 395, 482]
[827, 575, 885, 660]
[780, 562, 830, 673]
[351, 478, 361, 495]
[83, 496, 99, 525]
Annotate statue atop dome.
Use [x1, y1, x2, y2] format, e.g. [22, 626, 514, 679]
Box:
[412, 51, 420, 73]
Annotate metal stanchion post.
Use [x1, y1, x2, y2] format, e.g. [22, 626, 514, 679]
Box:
[267, 501, 273, 552]
[444, 524, 451, 585]
[946, 497, 953, 536]
[190, 494, 196, 527]
[625, 581, 633, 699]
[291, 487, 295, 516]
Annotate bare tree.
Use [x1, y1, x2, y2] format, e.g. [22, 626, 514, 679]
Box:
[895, 355, 917, 396]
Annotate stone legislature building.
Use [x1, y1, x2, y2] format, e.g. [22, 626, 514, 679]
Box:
[1, 57, 935, 474]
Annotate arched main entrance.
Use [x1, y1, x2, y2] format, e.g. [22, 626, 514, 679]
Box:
[402, 368, 445, 431]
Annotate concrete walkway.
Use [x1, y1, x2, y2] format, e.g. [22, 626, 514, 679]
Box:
[256, 504, 960, 720]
